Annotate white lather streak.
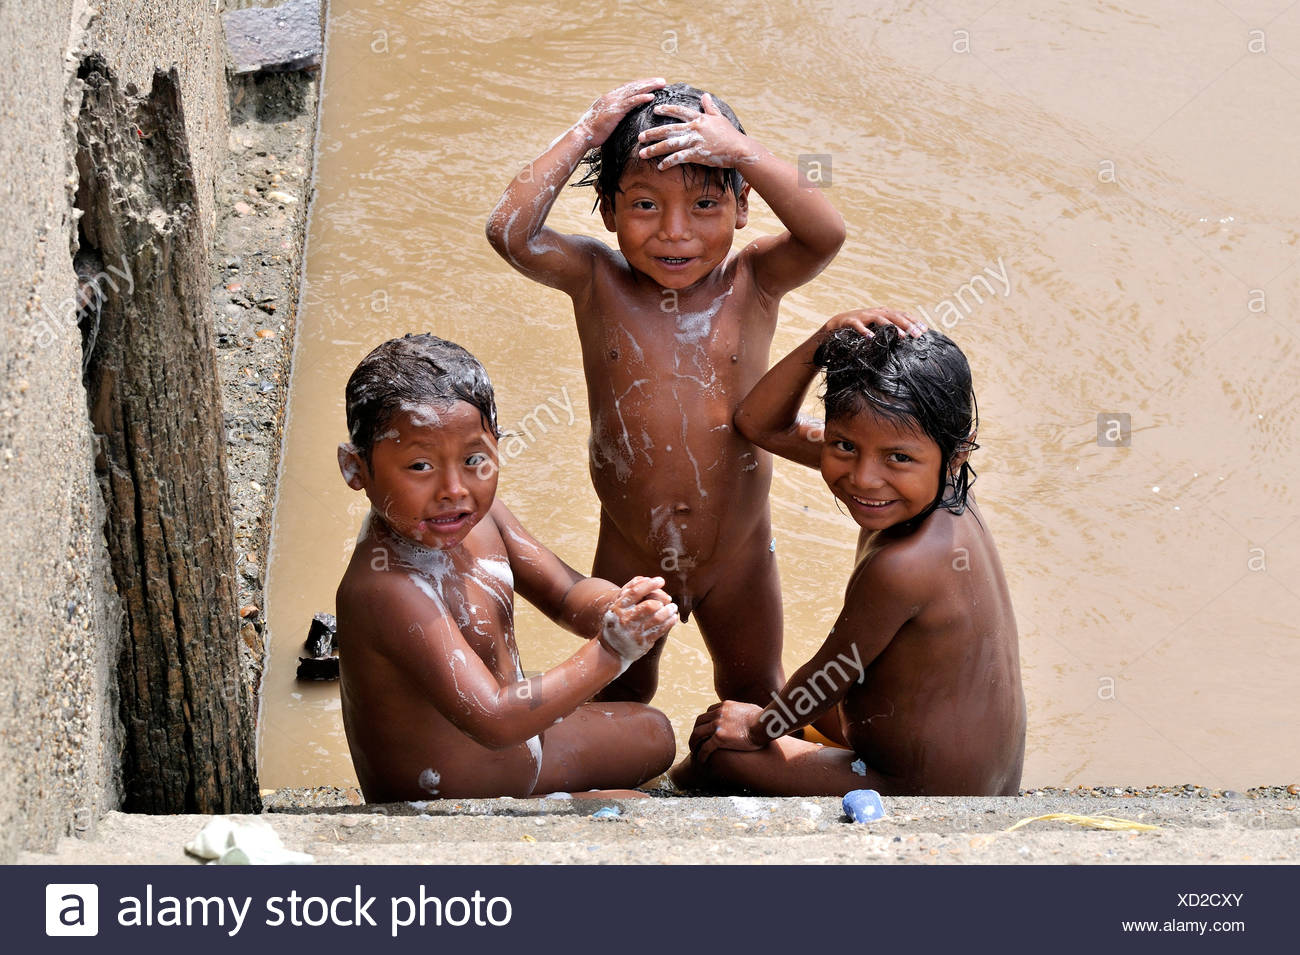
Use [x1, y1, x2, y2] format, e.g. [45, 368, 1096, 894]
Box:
[600, 611, 651, 675]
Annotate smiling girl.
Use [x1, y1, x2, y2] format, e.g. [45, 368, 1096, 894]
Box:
[673, 309, 1025, 796]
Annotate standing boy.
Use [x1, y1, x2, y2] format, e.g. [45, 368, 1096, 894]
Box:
[486, 79, 844, 705]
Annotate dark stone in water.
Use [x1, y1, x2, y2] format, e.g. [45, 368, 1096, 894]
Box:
[223, 0, 322, 76]
[296, 655, 339, 681]
[304, 611, 336, 657]
[298, 611, 338, 681]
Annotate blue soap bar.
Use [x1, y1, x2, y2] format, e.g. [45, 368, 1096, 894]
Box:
[590, 806, 621, 819]
[843, 788, 886, 823]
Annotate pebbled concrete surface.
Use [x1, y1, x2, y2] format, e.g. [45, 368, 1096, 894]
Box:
[18, 795, 1300, 865]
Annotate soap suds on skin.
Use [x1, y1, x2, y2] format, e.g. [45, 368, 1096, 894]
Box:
[674, 286, 732, 344]
[399, 401, 447, 428]
[337, 444, 361, 483]
[476, 556, 514, 589]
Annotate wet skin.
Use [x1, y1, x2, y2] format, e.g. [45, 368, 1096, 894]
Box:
[487, 79, 845, 705]
[335, 403, 677, 801]
[676, 311, 1026, 796]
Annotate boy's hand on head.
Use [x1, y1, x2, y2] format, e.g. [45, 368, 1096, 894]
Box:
[577, 78, 668, 146]
[637, 93, 754, 170]
[597, 575, 678, 666]
[823, 307, 927, 340]
[689, 700, 767, 762]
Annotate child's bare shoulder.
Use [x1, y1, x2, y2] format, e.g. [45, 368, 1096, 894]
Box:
[849, 518, 959, 603]
[336, 547, 449, 648]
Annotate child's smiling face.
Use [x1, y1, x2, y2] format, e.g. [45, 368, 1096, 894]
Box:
[340, 401, 499, 550]
[600, 164, 748, 290]
[820, 408, 945, 531]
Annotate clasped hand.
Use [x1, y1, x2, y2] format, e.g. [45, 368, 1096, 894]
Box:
[688, 700, 767, 763]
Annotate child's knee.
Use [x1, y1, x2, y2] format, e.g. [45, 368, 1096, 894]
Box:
[637, 707, 676, 773]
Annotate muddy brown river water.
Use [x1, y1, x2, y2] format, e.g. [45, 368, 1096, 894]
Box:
[259, 0, 1300, 791]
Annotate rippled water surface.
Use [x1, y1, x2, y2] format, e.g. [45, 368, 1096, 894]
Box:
[260, 0, 1300, 790]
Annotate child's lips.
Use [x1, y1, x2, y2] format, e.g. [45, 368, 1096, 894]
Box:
[655, 255, 695, 269]
[848, 494, 896, 510]
[419, 511, 473, 533]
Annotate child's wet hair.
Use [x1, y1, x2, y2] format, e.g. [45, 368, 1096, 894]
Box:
[345, 334, 499, 463]
[814, 325, 980, 515]
[574, 82, 745, 209]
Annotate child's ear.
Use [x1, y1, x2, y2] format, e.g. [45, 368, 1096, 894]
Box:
[598, 191, 618, 232]
[337, 443, 367, 491]
[733, 184, 751, 229]
[948, 432, 977, 473]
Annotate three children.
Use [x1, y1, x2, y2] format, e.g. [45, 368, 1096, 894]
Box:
[335, 80, 1025, 801]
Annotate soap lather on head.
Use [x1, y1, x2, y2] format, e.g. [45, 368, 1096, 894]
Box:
[573, 81, 747, 209]
[339, 332, 500, 470]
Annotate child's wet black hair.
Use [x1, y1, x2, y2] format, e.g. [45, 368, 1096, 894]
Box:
[814, 325, 980, 516]
[345, 333, 499, 463]
[573, 82, 746, 210]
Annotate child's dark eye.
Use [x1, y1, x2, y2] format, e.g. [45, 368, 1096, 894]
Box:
[696, 198, 718, 209]
[887, 452, 914, 464]
[466, 453, 487, 467]
[831, 439, 855, 454]
[631, 199, 656, 211]
[409, 461, 432, 471]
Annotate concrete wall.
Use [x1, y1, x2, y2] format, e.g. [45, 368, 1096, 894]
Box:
[0, 0, 230, 861]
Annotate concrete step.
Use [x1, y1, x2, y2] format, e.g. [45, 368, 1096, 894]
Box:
[19, 795, 1300, 865]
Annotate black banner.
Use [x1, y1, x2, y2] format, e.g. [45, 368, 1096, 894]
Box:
[14, 865, 1293, 951]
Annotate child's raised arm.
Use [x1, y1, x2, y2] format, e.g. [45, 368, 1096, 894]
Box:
[636, 93, 845, 299]
[486, 78, 666, 296]
[735, 308, 924, 469]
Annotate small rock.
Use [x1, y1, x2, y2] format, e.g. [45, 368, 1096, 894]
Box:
[223, 0, 322, 75]
[266, 190, 298, 204]
[239, 604, 259, 619]
[1288, 784, 1299, 795]
[233, 201, 253, 216]
[256, 328, 276, 339]
[223, 256, 241, 270]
